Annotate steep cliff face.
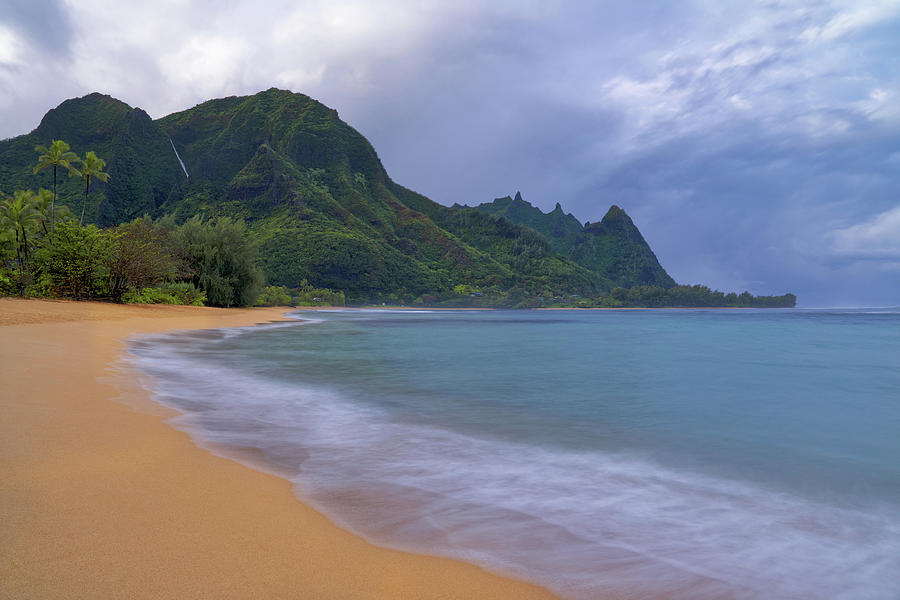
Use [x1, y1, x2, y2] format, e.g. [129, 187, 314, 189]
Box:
[475, 195, 676, 289]
[98, 106, 185, 225]
[576, 206, 676, 289]
[0, 89, 673, 298]
[475, 192, 583, 249]
[148, 89, 595, 297]
[0, 93, 182, 225]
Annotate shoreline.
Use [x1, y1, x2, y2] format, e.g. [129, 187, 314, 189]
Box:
[339, 304, 773, 310]
[0, 298, 557, 600]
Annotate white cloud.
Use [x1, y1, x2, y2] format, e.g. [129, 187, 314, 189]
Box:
[558, 0, 900, 157]
[728, 94, 750, 110]
[854, 87, 900, 125]
[800, 1, 900, 42]
[158, 35, 253, 97]
[0, 24, 24, 67]
[831, 205, 900, 261]
[48, 0, 555, 122]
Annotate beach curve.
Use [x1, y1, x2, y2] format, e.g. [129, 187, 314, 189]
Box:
[0, 298, 558, 600]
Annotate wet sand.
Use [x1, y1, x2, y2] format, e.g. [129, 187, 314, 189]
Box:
[0, 298, 557, 600]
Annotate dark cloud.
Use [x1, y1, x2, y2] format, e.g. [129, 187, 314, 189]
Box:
[0, 0, 73, 54]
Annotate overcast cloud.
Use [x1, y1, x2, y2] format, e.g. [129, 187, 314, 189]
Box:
[1, 0, 899, 305]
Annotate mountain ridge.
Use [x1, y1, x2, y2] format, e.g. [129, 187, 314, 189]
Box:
[472, 194, 676, 289]
[0, 88, 791, 306]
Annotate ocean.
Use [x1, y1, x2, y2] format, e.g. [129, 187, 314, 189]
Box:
[128, 308, 900, 599]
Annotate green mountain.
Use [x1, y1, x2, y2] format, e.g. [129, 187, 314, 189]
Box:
[0, 93, 183, 225]
[1, 89, 680, 301]
[473, 194, 676, 289]
[462, 192, 583, 254]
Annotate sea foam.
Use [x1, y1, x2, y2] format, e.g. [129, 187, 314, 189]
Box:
[128, 321, 900, 600]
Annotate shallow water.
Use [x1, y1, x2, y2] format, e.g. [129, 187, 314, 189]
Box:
[129, 308, 900, 599]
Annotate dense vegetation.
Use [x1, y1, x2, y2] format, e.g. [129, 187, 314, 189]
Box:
[384, 283, 795, 309]
[472, 193, 677, 289]
[0, 89, 796, 308]
[0, 142, 325, 306]
[0, 181, 345, 307]
[0, 189, 249, 306]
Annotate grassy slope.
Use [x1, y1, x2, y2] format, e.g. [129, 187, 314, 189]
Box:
[471, 192, 584, 256]
[155, 89, 600, 299]
[1, 89, 669, 300]
[0, 93, 183, 225]
[475, 195, 676, 289]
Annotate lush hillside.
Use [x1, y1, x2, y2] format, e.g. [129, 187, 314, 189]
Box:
[0, 93, 183, 225]
[577, 206, 677, 289]
[0, 89, 792, 306]
[0, 89, 611, 302]
[473, 194, 676, 289]
[466, 192, 583, 254]
[151, 89, 609, 301]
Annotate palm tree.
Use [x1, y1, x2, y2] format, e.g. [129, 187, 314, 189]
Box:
[30, 188, 55, 236]
[0, 190, 41, 293]
[71, 151, 109, 225]
[30, 188, 75, 235]
[33, 140, 79, 234]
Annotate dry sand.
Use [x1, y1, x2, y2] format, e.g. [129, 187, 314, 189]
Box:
[0, 298, 557, 600]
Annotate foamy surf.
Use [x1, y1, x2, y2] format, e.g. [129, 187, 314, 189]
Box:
[127, 310, 900, 599]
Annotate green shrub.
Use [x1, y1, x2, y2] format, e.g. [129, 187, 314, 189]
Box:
[254, 285, 293, 306]
[0, 271, 11, 296]
[176, 216, 263, 307]
[164, 282, 206, 306]
[106, 218, 183, 302]
[36, 221, 109, 299]
[292, 279, 345, 306]
[122, 287, 177, 304]
[122, 282, 206, 306]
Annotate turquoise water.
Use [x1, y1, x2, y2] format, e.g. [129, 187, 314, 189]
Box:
[130, 309, 900, 599]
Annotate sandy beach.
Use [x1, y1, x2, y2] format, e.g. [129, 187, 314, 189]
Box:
[0, 298, 557, 600]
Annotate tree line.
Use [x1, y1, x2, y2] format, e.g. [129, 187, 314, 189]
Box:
[409, 283, 796, 309]
[1, 140, 264, 306]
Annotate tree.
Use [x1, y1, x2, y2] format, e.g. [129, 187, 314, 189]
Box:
[176, 216, 263, 307]
[33, 140, 79, 233]
[37, 221, 108, 299]
[106, 218, 181, 302]
[30, 188, 73, 236]
[0, 190, 41, 293]
[71, 151, 110, 225]
[254, 285, 292, 306]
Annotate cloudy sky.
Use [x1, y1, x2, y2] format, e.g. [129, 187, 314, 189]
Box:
[2, 0, 899, 305]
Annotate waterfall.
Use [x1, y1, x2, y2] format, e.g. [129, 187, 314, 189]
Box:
[169, 139, 189, 179]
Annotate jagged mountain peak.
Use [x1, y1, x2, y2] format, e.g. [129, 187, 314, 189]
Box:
[124, 106, 153, 122]
[598, 205, 632, 226]
[587, 205, 646, 244]
[475, 195, 675, 289]
[2, 89, 677, 299]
